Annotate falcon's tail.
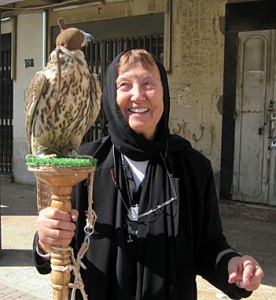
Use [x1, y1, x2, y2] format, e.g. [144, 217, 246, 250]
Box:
[36, 179, 51, 211]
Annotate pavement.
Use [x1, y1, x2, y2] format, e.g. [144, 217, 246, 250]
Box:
[0, 177, 275, 300]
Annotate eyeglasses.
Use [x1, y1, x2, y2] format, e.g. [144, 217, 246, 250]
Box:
[133, 172, 177, 220]
[111, 147, 178, 221]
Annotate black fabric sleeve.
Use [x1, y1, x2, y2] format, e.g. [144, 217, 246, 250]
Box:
[197, 163, 252, 299]
[32, 231, 51, 275]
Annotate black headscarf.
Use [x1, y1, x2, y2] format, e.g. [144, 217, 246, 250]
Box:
[102, 48, 189, 161]
[101, 48, 191, 299]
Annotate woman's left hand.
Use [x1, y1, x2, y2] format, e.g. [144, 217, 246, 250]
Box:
[228, 255, 264, 291]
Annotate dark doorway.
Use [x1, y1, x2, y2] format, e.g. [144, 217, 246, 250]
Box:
[0, 33, 13, 175]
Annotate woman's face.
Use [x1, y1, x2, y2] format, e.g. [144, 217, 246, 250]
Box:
[116, 62, 164, 140]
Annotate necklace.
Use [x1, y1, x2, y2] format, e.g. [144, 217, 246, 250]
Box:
[121, 155, 140, 238]
[112, 149, 178, 242]
[120, 154, 178, 240]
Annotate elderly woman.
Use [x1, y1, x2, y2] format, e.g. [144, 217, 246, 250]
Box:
[33, 48, 263, 299]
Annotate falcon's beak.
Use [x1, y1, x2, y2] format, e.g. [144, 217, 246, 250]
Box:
[84, 32, 94, 43]
[80, 31, 94, 47]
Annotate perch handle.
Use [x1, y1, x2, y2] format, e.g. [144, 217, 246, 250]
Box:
[50, 186, 73, 300]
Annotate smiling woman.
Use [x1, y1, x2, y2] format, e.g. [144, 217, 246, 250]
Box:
[33, 48, 263, 300]
[116, 49, 164, 140]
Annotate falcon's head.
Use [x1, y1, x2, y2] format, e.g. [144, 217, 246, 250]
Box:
[56, 17, 93, 50]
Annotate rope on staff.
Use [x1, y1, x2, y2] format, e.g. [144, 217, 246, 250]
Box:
[70, 170, 97, 300]
[69, 248, 88, 300]
[50, 245, 88, 299]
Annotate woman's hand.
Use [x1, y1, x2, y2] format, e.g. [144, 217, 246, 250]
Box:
[36, 207, 79, 254]
[228, 255, 264, 291]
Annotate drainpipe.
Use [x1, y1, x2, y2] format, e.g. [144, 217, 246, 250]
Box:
[0, 9, 2, 251]
[42, 10, 48, 68]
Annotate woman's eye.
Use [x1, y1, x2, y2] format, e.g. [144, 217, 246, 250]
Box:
[143, 81, 154, 90]
[117, 82, 130, 90]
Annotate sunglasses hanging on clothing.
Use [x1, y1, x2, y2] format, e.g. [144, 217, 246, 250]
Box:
[111, 146, 178, 242]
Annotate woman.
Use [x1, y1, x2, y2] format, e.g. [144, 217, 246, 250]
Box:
[33, 48, 263, 299]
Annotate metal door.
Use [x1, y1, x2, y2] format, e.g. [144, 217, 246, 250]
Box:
[233, 30, 276, 206]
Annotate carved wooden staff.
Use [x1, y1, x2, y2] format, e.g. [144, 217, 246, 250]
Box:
[27, 157, 96, 300]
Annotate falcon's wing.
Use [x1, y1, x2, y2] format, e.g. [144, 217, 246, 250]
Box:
[86, 73, 102, 133]
[25, 71, 47, 146]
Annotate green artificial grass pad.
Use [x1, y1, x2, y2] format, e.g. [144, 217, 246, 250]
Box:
[25, 155, 97, 167]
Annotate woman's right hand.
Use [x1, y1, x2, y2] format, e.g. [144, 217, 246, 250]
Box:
[36, 207, 79, 254]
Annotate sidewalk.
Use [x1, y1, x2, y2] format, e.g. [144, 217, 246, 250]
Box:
[0, 179, 51, 300]
[0, 179, 275, 299]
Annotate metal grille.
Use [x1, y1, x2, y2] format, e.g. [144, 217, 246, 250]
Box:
[82, 34, 164, 143]
[0, 48, 13, 174]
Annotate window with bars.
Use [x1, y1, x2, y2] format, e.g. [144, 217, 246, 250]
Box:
[0, 33, 13, 174]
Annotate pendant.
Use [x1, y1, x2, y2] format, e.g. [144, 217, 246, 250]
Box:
[126, 205, 139, 238]
[127, 205, 139, 221]
[126, 218, 138, 237]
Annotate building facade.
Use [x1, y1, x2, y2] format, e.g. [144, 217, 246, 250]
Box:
[1, 0, 276, 207]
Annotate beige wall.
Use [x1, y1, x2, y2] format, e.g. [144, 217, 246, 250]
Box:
[169, 0, 226, 175]
[13, 13, 43, 184]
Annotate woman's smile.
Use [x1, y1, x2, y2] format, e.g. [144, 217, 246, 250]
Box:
[128, 107, 149, 113]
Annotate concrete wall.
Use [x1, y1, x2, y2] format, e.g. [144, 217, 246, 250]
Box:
[169, 0, 226, 177]
[13, 13, 43, 184]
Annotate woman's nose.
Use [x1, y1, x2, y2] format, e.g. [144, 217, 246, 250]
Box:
[130, 84, 145, 101]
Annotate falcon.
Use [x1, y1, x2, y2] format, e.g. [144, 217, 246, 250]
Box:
[25, 17, 101, 157]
